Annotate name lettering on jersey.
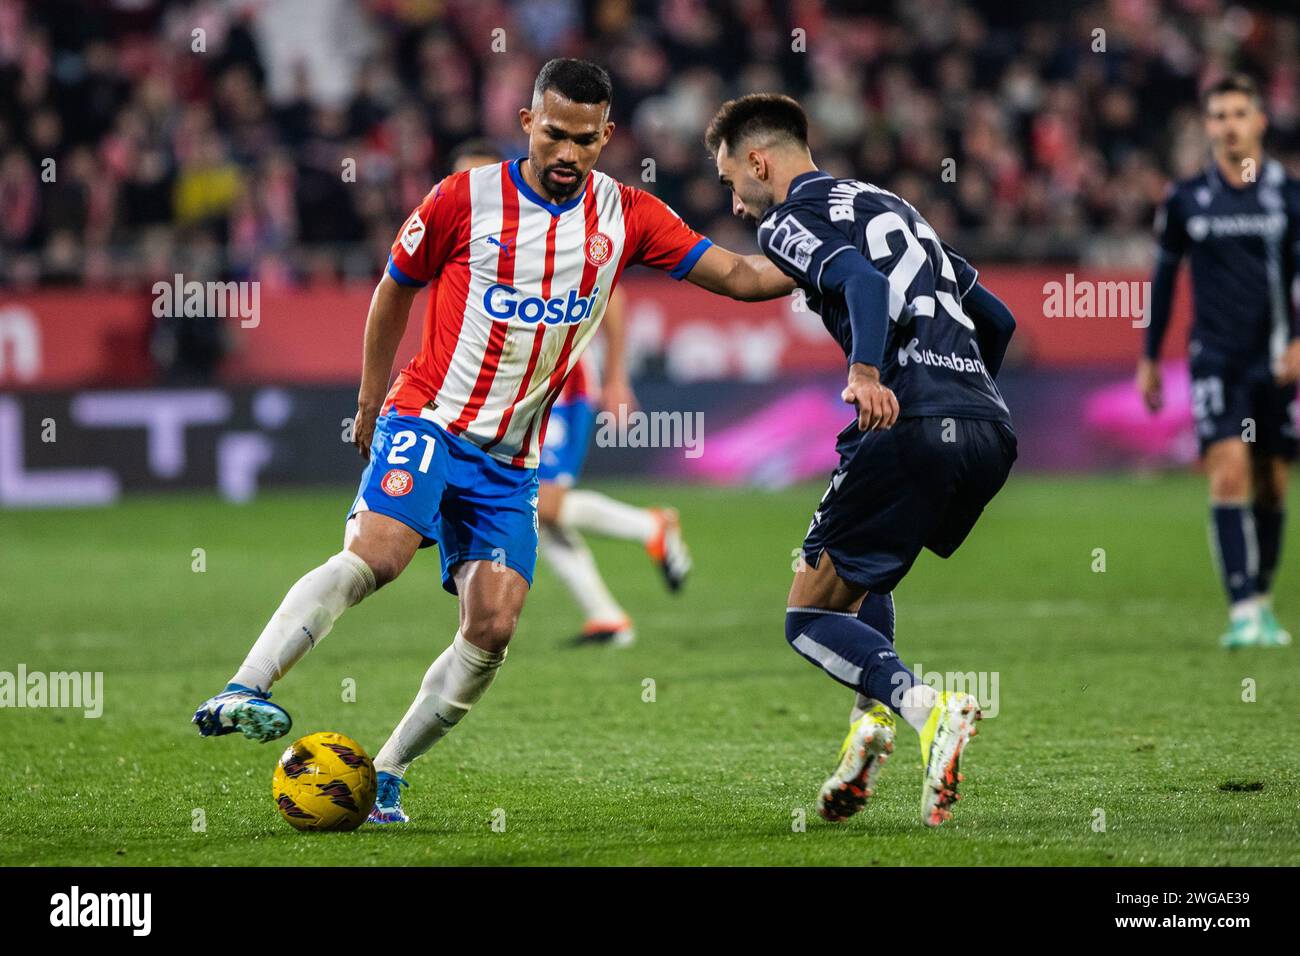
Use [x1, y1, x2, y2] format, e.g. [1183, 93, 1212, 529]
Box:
[765, 214, 822, 270]
[827, 180, 872, 222]
[399, 211, 426, 255]
[1185, 212, 1286, 242]
[828, 180, 912, 223]
[483, 284, 602, 326]
[896, 336, 987, 375]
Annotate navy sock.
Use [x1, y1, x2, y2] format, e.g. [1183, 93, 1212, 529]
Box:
[785, 608, 916, 712]
[1252, 504, 1284, 596]
[856, 592, 895, 644]
[1210, 504, 1258, 605]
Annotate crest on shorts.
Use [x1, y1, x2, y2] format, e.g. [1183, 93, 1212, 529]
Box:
[381, 469, 414, 497]
[585, 231, 613, 267]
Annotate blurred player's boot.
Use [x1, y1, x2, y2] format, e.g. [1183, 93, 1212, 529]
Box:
[1219, 615, 1263, 649]
[647, 507, 691, 592]
[367, 771, 409, 824]
[919, 691, 981, 827]
[569, 618, 636, 648]
[1256, 606, 1292, 647]
[816, 704, 895, 822]
[191, 683, 291, 742]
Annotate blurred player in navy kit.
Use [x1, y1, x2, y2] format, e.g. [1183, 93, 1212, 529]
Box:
[1139, 74, 1300, 649]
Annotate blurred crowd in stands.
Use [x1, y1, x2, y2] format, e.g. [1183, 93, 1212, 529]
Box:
[2, 0, 1299, 289]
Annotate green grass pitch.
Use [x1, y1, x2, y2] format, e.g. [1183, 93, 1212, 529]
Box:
[1, 475, 1297, 866]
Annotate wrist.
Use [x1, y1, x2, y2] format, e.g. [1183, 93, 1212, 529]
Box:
[848, 362, 880, 383]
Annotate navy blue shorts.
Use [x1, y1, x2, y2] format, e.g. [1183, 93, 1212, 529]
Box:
[347, 411, 539, 595]
[1189, 358, 1297, 460]
[537, 398, 596, 486]
[802, 416, 1017, 593]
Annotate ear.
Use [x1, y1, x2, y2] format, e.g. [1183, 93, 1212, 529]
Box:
[602, 121, 615, 145]
[748, 147, 768, 182]
[519, 108, 533, 134]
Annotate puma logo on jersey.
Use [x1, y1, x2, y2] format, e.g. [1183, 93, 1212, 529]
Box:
[486, 235, 514, 255]
[399, 212, 426, 255]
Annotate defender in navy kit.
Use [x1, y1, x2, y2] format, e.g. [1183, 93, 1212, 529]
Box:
[706, 93, 1018, 827]
[1139, 74, 1300, 649]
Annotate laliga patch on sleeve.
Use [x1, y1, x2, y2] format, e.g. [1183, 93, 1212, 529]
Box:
[767, 214, 821, 271]
[400, 211, 426, 255]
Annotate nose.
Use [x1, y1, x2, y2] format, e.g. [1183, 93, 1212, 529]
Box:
[732, 194, 745, 216]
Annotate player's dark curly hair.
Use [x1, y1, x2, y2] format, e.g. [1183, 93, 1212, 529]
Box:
[533, 58, 613, 107]
[705, 93, 808, 156]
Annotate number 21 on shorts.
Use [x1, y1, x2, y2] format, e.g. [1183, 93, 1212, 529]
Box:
[388, 429, 436, 473]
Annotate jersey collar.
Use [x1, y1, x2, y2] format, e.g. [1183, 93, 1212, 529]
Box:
[787, 170, 833, 197]
[509, 158, 588, 215]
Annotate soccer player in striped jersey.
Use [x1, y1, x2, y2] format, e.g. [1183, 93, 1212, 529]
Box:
[707, 94, 1018, 827]
[1138, 74, 1300, 649]
[190, 60, 794, 824]
[449, 140, 690, 649]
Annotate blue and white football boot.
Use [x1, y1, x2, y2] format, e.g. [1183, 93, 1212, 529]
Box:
[367, 771, 410, 824]
[191, 683, 292, 742]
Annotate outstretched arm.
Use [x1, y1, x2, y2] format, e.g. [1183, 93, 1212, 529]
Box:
[683, 245, 796, 301]
[354, 273, 420, 460]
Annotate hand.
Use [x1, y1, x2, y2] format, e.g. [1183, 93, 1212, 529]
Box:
[1136, 358, 1163, 413]
[353, 398, 382, 460]
[601, 376, 639, 416]
[842, 364, 899, 431]
[1276, 340, 1300, 386]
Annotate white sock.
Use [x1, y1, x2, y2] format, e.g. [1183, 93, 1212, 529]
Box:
[850, 693, 881, 724]
[1230, 596, 1260, 625]
[898, 684, 939, 733]
[231, 550, 376, 693]
[538, 525, 627, 624]
[559, 489, 658, 543]
[374, 632, 506, 778]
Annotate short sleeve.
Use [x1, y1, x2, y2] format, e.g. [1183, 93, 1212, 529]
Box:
[623, 187, 713, 279]
[756, 207, 856, 292]
[387, 174, 465, 287]
[1153, 185, 1186, 261]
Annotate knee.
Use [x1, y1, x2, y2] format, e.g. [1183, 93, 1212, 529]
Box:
[1209, 460, 1251, 501]
[461, 607, 518, 653]
[1253, 466, 1288, 509]
[352, 552, 405, 590]
[1256, 483, 1285, 510]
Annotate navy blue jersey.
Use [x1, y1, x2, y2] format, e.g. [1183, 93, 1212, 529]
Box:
[1150, 159, 1300, 369]
[756, 171, 1010, 424]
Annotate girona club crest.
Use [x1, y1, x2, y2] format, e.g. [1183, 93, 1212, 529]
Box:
[584, 231, 613, 267]
[381, 469, 413, 497]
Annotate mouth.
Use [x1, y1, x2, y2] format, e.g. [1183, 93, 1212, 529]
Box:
[546, 166, 580, 190]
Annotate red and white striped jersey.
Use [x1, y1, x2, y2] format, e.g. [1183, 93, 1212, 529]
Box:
[382, 159, 711, 468]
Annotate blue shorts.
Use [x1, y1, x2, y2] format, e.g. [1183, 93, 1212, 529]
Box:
[347, 412, 539, 595]
[537, 398, 596, 486]
[803, 416, 1017, 593]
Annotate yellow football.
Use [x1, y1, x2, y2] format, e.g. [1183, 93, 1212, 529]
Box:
[271, 732, 377, 831]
